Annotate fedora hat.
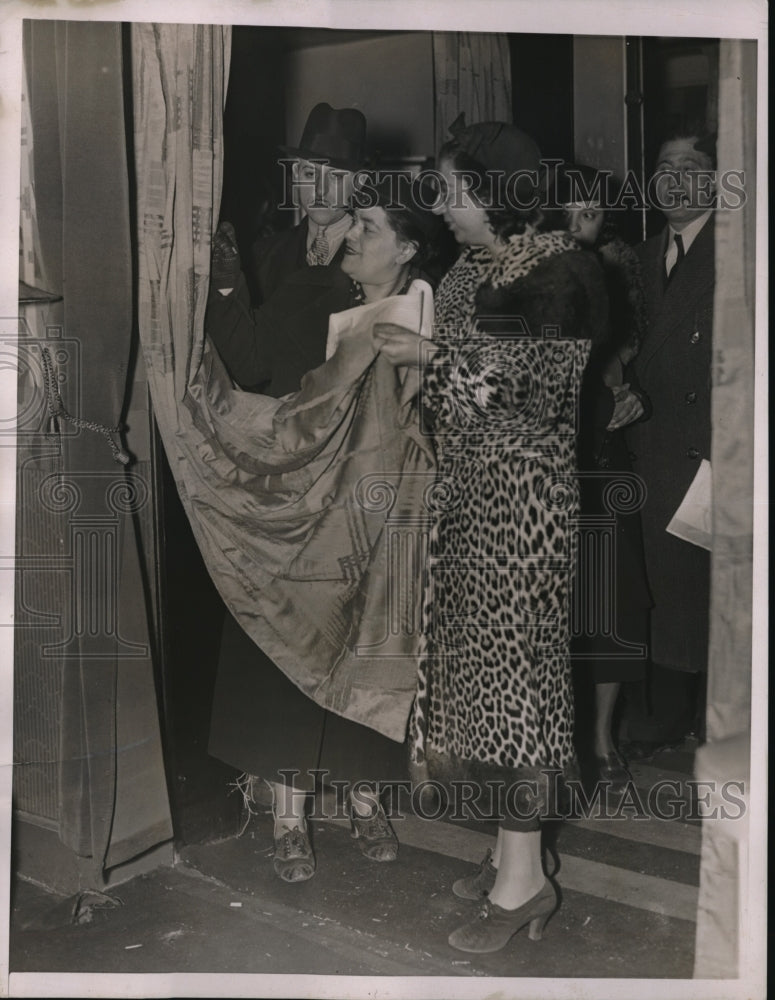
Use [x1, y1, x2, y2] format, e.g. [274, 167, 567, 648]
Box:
[281, 102, 367, 172]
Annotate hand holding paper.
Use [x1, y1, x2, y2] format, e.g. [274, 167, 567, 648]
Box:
[325, 278, 434, 360]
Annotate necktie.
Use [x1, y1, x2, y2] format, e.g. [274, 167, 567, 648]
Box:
[308, 229, 330, 266]
[665, 232, 685, 280]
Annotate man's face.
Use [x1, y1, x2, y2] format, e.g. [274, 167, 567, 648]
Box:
[293, 159, 354, 227]
[652, 137, 715, 228]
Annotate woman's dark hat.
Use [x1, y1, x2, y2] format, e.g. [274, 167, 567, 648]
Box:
[281, 102, 367, 171]
[447, 113, 542, 176]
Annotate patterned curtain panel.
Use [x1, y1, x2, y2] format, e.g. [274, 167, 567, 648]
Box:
[432, 32, 512, 156]
[693, 38, 757, 979]
[17, 20, 172, 877]
[132, 23, 231, 403]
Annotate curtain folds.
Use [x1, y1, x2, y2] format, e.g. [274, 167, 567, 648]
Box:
[693, 37, 758, 979]
[432, 32, 512, 154]
[18, 20, 172, 877]
[132, 25, 431, 743]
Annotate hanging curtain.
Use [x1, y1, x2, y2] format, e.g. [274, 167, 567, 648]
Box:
[432, 32, 512, 155]
[18, 20, 172, 877]
[132, 25, 433, 743]
[693, 38, 757, 979]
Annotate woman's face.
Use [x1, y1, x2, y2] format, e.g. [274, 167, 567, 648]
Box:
[564, 204, 605, 247]
[340, 206, 415, 286]
[432, 157, 496, 248]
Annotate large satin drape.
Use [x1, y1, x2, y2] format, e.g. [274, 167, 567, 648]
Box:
[132, 25, 433, 743]
[17, 20, 172, 876]
[432, 32, 512, 154]
[693, 38, 758, 979]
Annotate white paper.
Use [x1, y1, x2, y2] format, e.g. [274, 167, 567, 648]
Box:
[666, 457, 712, 550]
[325, 277, 434, 359]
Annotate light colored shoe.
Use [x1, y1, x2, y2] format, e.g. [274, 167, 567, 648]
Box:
[273, 824, 315, 883]
[350, 800, 398, 862]
[448, 879, 558, 953]
[452, 848, 497, 900]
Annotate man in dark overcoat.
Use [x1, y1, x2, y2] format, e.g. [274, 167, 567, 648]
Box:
[624, 130, 716, 757]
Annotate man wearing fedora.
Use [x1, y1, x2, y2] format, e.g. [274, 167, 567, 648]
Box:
[248, 102, 367, 304]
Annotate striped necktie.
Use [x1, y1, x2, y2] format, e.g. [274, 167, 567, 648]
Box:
[308, 229, 330, 266]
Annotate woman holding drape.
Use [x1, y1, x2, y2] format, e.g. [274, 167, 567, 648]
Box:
[375, 117, 608, 953]
[205, 175, 441, 884]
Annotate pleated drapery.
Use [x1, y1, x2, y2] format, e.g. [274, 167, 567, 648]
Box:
[432, 32, 512, 154]
[17, 20, 173, 877]
[693, 38, 758, 979]
[132, 25, 433, 743]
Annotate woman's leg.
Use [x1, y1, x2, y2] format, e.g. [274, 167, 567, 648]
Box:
[448, 822, 558, 952]
[487, 828, 544, 910]
[594, 680, 621, 757]
[270, 779, 310, 834]
[270, 778, 315, 882]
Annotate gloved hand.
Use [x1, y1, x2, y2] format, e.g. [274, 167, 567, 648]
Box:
[211, 221, 241, 289]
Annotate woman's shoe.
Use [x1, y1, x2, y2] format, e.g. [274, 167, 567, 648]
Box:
[273, 824, 315, 883]
[448, 879, 558, 954]
[350, 799, 398, 862]
[595, 750, 632, 794]
[452, 848, 497, 900]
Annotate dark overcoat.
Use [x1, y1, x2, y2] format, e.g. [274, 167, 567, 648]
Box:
[249, 219, 347, 305]
[627, 217, 714, 672]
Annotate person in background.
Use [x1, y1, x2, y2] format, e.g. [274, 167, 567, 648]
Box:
[621, 127, 717, 760]
[545, 163, 653, 794]
[375, 117, 608, 953]
[248, 102, 367, 305]
[205, 174, 442, 885]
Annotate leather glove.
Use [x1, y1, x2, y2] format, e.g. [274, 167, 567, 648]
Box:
[211, 221, 241, 289]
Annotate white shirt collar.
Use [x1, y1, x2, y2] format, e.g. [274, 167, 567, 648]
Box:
[667, 211, 712, 256]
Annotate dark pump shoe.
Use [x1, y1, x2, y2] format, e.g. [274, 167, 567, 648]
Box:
[621, 737, 685, 763]
[595, 750, 633, 792]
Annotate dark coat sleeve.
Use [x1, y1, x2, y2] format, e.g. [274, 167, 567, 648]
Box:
[205, 264, 355, 397]
[249, 222, 308, 306]
[205, 272, 272, 391]
[474, 248, 610, 347]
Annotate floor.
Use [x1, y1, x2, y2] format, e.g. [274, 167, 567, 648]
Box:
[8, 740, 701, 993]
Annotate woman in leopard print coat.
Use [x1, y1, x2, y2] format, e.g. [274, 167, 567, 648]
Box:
[374, 117, 608, 953]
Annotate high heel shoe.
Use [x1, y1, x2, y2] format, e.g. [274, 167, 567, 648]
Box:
[595, 750, 632, 794]
[349, 798, 398, 862]
[448, 879, 558, 953]
[273, 824, 315, 883]
[452, 848, 497, 900]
